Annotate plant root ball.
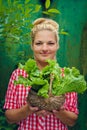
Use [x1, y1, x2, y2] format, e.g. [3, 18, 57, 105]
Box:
[27, 90, 65, 111]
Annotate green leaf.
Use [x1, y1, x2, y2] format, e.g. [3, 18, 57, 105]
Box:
[0, 0, 2, 8]
[60, 31, 69, 35]
[25, 0, 30, 4]
[47, 8, 61, 14]
[0, 1, 41, 44]
[42, 11, 51, 15]
[14, 59, 87, 98]
[45, 0, 51, 9]
[59, 29, 69, 35]
[38, 82, 49, 98]
[14, 76, 32, 87]
[33, 5, 41, 13]
[7, 0, 12, 5]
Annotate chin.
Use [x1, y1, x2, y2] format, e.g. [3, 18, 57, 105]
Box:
[41, 57, 53, 62]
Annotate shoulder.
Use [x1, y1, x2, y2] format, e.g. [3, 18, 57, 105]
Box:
[10, 68, 28, 80]
[65, 92, 78, 97]
[65, 92, 78, 101]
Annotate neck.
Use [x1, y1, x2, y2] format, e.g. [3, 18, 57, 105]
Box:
[36, 60, 48, 70]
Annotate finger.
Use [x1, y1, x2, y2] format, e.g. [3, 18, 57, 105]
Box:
[53, 110, 57, 113]
[60, 106, 64, 110]
[29, 106, 39, 112]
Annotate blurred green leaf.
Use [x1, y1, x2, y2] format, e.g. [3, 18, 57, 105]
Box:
[42, 11, 51, 15]
[25, 0, 30, 4]
[47, 8, 61, 14]
[60, 31, 69, 35]
[45, 0, 51, 9]
[0, 0, 41, 44]
[60, 29, 69, 35]
[33, 5, 41, 13]
[0, 100, 17, 129]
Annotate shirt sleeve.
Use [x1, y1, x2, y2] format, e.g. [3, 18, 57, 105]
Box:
[63, 92, 79, 114]
[3, 68, 30, 110]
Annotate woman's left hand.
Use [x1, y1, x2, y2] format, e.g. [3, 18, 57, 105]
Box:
[52, 106, 65, 118]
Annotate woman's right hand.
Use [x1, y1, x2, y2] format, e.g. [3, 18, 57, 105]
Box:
[27, 103, 52, 117]
[27, 103, 39, 115]
[5, 104, 38, 124]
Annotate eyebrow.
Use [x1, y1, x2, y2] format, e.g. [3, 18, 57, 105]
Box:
[34, 40, 43, 43]
[35, 40, 55, 43]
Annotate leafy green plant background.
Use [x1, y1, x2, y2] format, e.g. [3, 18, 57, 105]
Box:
[0, 0, 87, 130]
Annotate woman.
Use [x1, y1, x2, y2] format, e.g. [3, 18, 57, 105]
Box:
[3, 18, 78, 130]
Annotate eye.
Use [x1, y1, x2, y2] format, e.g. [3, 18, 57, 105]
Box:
[48, 42, 56, 45]
[35, 41, 42, 45]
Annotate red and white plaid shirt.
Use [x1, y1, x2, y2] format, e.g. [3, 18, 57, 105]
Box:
[4, 68, 79, 130]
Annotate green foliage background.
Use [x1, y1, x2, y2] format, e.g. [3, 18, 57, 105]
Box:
[0, 0, 87, 130]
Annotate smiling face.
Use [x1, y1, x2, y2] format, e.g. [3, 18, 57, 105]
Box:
[32, 30, 59, 67]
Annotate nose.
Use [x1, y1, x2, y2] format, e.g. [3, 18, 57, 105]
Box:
[42, 43, 48, 50]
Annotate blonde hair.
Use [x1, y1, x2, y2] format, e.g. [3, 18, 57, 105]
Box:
[31, 18, 59, 43]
